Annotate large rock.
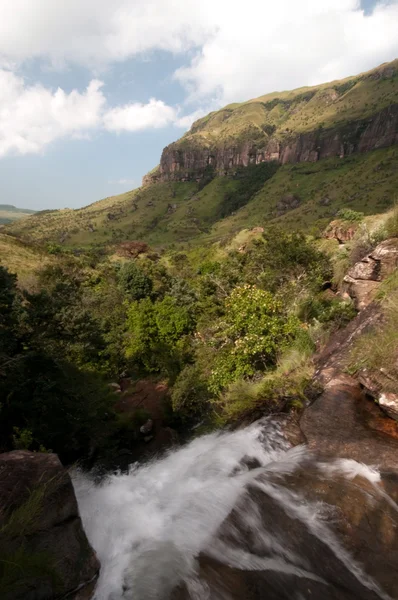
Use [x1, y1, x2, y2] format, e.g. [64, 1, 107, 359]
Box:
[344, 238, 398, 309]
[0, 451, 99, 600]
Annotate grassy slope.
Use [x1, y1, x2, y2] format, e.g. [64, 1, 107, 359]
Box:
[0, 205, 36, 225]
[4, 60, 398, 249]
[176, 59, 398, 149]
[0, 234, 51, 289]
[4, 147, 398, 248]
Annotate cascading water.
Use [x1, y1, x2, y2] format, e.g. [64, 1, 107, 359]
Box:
[72, 419, 395, 600]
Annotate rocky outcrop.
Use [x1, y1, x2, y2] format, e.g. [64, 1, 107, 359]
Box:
[344, 238, 398, 309]
[151, 104, 398, 183]
[0, 451, 99, 600]
[324, 220, 358, 243]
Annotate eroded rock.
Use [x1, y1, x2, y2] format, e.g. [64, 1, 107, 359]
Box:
[344, 238, 398, 309]
[0, 451, 99, 600]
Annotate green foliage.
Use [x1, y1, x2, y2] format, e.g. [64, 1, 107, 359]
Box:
[384, 204, 398, 238]
[125, 296, 195, 375]
[208, 285, 300, 392]
[217, 161, 280, 218]
[117, 261, 153, 300]
[171, 364, 211, 422]
[298, 294, 357, 328]
[336, 208, 364, 222]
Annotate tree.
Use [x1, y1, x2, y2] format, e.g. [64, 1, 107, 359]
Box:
[117, 262, 153, 300]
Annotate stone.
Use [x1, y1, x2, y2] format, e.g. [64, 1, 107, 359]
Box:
[379, 392, 398, 421]
[140, 419, 154, 435]
[344, 238, 398, 309]
[0, 451, 99, 600]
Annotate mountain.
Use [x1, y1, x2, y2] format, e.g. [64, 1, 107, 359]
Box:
[0, 204, 36, 225]
[147, 59, 398, 184]
[4, 60, 398, 248]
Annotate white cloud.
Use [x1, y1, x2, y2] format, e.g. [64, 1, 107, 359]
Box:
[0, 70, 181, 157]
[104, 98, 176, 132]
[0, 1, 396, 108]
[0, 71, 105, 157]
[0, 1, 397, 157]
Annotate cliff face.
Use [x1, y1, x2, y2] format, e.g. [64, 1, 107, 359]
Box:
[142, 59, 398, 185]
[155, 104, 398, 183]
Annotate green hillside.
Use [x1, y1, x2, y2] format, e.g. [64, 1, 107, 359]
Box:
[4, 146, 397, 248]
[172, 59, 398, 150]
[4, 59, 398, 249]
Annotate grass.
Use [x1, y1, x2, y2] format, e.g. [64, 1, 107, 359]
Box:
[0, 204, 36, 225]
[5, 146, 398, 252]
[173, 59, 397, 150]
[0, 234, 52, 289]
[216, 332, 315, 422]
[347, 273, 398, 392]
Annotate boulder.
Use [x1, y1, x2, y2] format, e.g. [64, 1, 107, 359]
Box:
[344, 238, 398, 309]
[0, 451, 99, 600]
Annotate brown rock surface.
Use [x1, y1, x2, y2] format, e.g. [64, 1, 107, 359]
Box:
[344, 238, 398, 309]
[0, 451, 99, 600]
[154, 104, 398, 183]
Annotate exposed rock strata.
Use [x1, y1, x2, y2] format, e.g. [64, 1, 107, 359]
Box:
[147, 104, 398, 183]
[344, 238, 398, 309]
[0, 451, 99, 600]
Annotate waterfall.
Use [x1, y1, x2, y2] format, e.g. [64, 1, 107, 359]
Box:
[72, 419, 393, 600]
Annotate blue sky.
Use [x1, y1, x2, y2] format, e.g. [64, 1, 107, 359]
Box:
[0, 0, 396, 210]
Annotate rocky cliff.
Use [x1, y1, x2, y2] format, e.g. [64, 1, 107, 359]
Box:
[144, 59, 398, 184]
[0, 451, 99, 600]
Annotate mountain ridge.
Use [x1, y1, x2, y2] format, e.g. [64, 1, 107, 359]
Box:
[145, 59, 398, 184]
[3, 59, 398, 248]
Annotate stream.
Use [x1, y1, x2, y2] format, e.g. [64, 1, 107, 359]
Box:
[72, 419, 396, 600]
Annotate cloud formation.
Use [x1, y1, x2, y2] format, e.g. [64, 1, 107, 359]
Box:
[0, 71, 105, 157]
[104, 98, 177, 132]
[0, 71, 185, 157]
[0, 0, 397, 157]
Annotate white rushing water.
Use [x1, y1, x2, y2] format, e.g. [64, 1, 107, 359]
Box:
[72, 419, 391, 600]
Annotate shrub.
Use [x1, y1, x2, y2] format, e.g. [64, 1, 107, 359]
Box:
[171, 364, 211, 422]
[336, 208, 364, 223]
[118, 262, 153, 300]
[208, 285, 300, 393]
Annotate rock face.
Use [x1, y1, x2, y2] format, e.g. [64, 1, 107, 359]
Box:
[324, 220, 358, 243]
[150, 104, 398, 183]
[344, 238, 398, 309]
[0, 451, 99, 600]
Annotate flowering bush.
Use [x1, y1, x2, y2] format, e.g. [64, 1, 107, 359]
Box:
[208, 285, 300, 392]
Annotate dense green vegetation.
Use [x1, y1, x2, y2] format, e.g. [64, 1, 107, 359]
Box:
[1, 222, 360, 462]
[4, 146, 398, 249]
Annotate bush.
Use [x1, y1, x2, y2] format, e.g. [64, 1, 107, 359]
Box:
[208, 285, 300, 392]
[171, 365, 211, 422]
[118, 262, 153, 300]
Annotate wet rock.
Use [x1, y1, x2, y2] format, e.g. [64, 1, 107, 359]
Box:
[140, 419, 154, 435]
[344, 238, 398, 309]
[0, 451, 99, 600]
[173, 463, 398, 600]
[300, 374, 398, 467]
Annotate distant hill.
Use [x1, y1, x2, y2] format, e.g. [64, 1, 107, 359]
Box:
[4, 59, 398, 248]
[0, 204, 36, 225]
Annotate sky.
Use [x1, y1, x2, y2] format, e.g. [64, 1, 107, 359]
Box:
[0, 0, 397, 210]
